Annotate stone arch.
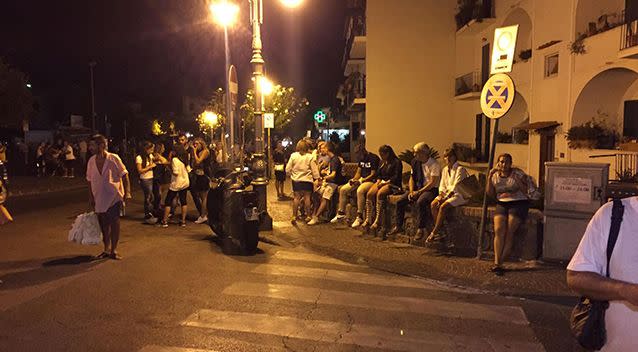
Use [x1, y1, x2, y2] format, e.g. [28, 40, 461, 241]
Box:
[571, 68, 638, 135]
[501, 8, 533, 59]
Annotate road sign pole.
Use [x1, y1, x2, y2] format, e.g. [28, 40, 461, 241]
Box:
[477, 118, 499, 259]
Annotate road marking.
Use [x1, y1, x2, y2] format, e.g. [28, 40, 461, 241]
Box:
[252, 263, 451, 290]
[223, 282, 529, 325]
[182, 309, 545, 352]
[272, 250, 362, 267]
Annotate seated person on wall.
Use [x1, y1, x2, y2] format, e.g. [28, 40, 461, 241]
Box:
[389, 142, 441, 240]
[308, 141, 346, 225]
[363, 145, 403, 239]
[426, 148, 469, 243]
[330, 142, 380, 226]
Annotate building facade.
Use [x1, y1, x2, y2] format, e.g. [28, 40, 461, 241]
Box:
[355, 0, 638, 182]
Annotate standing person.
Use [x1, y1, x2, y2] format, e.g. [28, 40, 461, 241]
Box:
[79, 139, 88, 169]
[427, 148, 469, 243]
[487, 153, 529, 275]
[567, 196, 638, 351]
[309, 141, 346, 225]
[0, 143, 6, 164]
[62, 140, 76, 178]
[0, 160, 12, 225]
[286, 140, 319, 225]
[363, 145, 403, 238]
[160, 145, 190, 228]
[35, 142, 46, 177]
[391, 143, 441, 239]
[152, 142, 170, 218]
[331, 142, 380, 226]
[86, 134, 131, 260]
[135, 141, 157, 223]
[190, 138, 210, 224]
[273, 141, 287, 200]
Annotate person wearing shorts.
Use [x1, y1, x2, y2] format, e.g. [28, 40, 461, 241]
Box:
[427, 148, 469, 243]
[86, 134, 131, 260]
[63, 140, 76, 178]
[488, 153, 530, 275]
[308, 142, 345, 225]
[160, 145, 190, 228]
[286, 140, 319, 224]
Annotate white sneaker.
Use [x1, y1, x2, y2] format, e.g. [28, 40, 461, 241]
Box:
[330, 213, 346, 223]
[307, 217, 320, 225]
[194, 215, 208, 224]
[351, 217, 363, 228]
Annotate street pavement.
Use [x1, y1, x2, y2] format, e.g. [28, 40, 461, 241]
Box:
[0, 182, 582, 351]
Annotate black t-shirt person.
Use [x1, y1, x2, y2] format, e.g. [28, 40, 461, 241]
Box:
[328, 155, 347, 185]
[359, 152, 380, 179]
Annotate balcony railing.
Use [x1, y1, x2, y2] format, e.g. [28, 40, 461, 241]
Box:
[621, 12, 638, 50]
[345, 73, 366, 110]
[455, 71, 481, 97]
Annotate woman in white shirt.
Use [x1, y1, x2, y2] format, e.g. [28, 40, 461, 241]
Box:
[136, 141, 157, 222]
[160, 145, 190, 228]
[286, 140, 319, 224]
[62, 140, 76, 178]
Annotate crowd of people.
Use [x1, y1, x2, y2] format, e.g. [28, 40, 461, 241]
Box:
[284, 137, 534, 276]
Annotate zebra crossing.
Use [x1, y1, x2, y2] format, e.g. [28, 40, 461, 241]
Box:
[139, 249, 546, 352]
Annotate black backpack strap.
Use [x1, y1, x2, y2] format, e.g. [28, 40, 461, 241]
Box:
[605, 199, 625, 277]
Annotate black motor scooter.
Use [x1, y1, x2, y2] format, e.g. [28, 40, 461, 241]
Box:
[206, 168, 260, 255]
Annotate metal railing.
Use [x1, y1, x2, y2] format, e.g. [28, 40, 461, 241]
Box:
[620, 12, 638, 50]
[345, 74, 366, 109]
[455, 71, 481, 96]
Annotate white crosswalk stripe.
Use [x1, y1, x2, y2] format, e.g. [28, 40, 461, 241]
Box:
[144, 249, 546, 352]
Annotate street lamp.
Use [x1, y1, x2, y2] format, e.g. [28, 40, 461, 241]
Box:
[280, 0, 303, 8]
[209, 0, 240, 164]
[200, 110, 219, 143]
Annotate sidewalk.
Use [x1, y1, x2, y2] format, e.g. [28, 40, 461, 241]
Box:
[263, 184, 574, 303]
[6, 176, 87, 198]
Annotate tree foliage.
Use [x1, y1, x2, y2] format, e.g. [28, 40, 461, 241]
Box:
[0, 59, 34, 127]
[240, 85, 309, 139]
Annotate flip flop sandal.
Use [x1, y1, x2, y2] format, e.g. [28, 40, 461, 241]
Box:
[109, 252, 123, 260]
[95, 252, 110, 260]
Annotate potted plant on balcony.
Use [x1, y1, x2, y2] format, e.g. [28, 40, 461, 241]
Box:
[566, 116, 619, 149]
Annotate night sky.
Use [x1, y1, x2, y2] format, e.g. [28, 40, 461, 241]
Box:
[0, 0, 346, 127]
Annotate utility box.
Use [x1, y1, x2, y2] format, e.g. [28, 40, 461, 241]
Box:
[543, 162, 609, 261]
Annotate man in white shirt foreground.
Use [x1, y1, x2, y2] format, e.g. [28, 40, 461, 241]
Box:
[567, 197, 638, 351]
[86, 134, 131, 260]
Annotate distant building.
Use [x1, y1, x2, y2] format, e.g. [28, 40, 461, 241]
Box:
[348, 0, 638, 184]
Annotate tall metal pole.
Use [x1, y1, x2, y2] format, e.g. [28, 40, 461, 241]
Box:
[224, 26, 231, 164]
[250, 0, 272, 230]
[477, 118, 499, 259]
[89, 61, 96, 131]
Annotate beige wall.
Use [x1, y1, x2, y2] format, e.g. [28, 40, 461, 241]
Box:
[366, 0, 456, 157]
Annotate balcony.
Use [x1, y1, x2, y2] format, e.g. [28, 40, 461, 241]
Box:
[345, 73, 366, 112]
[342, 13, 367, 68]
[454, 71, 481, 100]
[619, 18, 638, 58]
[455, 0, 495, 36]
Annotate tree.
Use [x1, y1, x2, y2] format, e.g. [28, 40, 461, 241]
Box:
[0, 59, 34, 128]
[240, 85, 310, 140]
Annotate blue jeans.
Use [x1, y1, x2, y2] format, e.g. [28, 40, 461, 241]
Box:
[139, 178, 154, 218]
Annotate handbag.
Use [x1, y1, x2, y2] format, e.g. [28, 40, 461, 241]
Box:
[68, 212, 103, 245]
[570, 198, 624, 350]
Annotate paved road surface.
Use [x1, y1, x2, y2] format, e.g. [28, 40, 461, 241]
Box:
[0, 189, 576, 351]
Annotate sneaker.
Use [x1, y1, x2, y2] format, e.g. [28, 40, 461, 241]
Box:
[307, 217, 320, 225]
[145, 216, 158, 225]
[179, 221, 186, 228]
[330, 213, 346, 223]
[351, 217, 363, 228]
[304, 216, 312, 223]
[159, 221, 168, 228]
[194, 215, 208, 224]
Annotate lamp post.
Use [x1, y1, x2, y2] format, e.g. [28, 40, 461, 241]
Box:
[209, 0, 239, 164]
[248, 0, 302, 230]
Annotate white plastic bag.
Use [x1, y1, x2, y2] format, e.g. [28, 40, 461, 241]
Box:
[68, 212, 103, 245]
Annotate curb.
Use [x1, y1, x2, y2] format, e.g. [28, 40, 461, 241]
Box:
[8, 184, 87, 198]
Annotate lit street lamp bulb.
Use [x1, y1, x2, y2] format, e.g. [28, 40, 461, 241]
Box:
[203, 111, 219, 126]
[209, 0, 240, 27]
[280, 0, 303, 8]
[259, 77, 274, 96]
